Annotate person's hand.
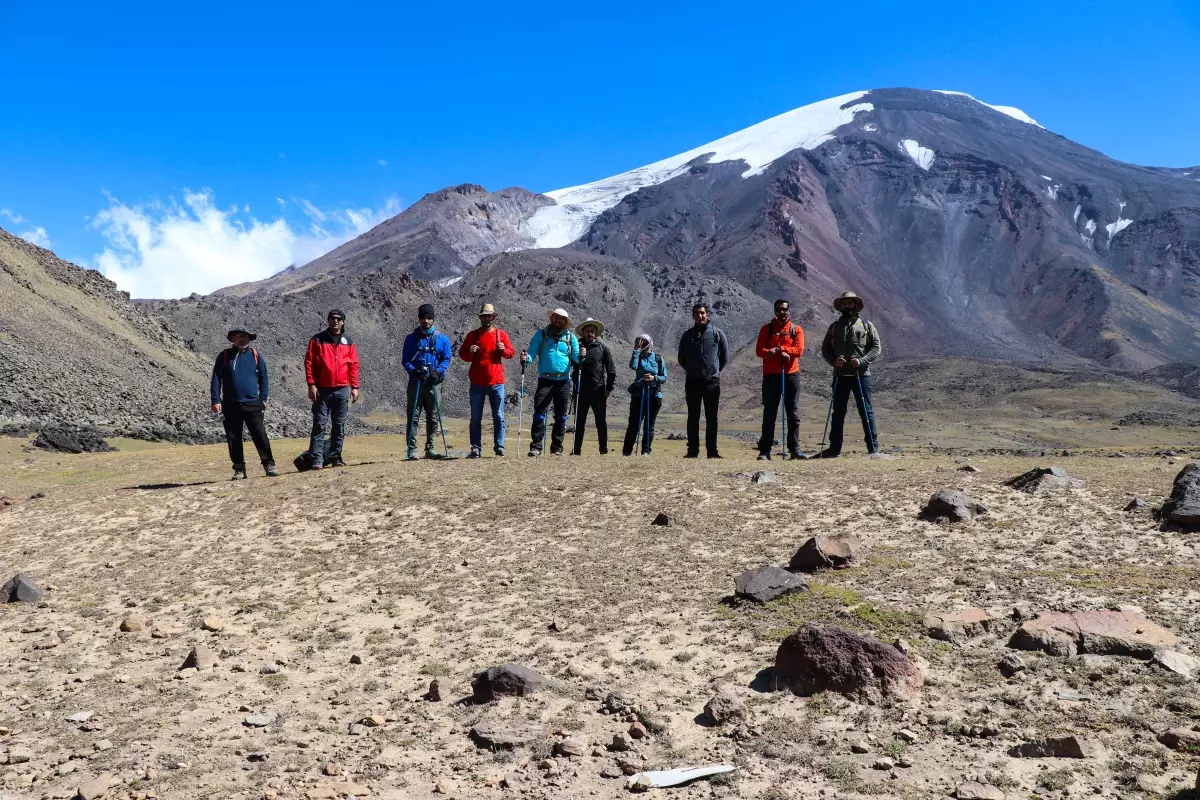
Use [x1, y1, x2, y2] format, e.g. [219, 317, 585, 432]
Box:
[642, 373, 654, 383]
[211, 403, 221, 414]
[580, 346, 587, 358]
[351, 388, 360, 404]
[470, 344, 480, 354]
[834, 356, 847, 368]
[520, 349, 528, 362]
[772, 346, 782, 355]
[849, 358, 861, 369]
[781, 352, 792, 364]
[307, 385, 318, 402]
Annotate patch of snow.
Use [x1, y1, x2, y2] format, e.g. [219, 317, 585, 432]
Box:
[522, 91, 874, 249]
[433, 275, 464, 289]
[863, 123, 878, 132]
[899, 139, 936, 170]
[1041, 175, 1052, 181]
[1081, 233, 1093, 248]
[1045, 184, 1060, 201]
[1073, 205, 1081, 223]
[1085, 219, 1097, 235]
[1118, 200, 1127, 213]
[1106, 218, 1133, 239]
[934, 90, 1043, 128]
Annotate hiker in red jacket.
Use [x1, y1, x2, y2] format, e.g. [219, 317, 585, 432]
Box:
[459, 303, 515, 458]
[755, 299, 805, 460]
[303, 309, 360, 469]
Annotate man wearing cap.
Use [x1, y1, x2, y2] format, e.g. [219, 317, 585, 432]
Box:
[571, 318, 616, 455]
[816, 292, 882, 458]
[459, 303, 515, 458]
[755, 299, 805, 460]
[211, 327, 276, 479]
[402, 303, 454, 460]
[304, 309, 361, 470]
[521, 308, 580, 456]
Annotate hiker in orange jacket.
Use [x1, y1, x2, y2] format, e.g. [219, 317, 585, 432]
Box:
[755, 299, 805, 460]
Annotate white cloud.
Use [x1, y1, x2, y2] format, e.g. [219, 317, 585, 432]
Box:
[91, 189, 402, 299]
[1, 208, 27, 225]
[378, 159, 388, 167]
[20, 226, 52, 248]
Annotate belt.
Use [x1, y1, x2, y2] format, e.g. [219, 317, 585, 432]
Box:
[539, 372, 570, 380]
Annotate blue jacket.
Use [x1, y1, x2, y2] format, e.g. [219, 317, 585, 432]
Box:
[630, 349, 667, 399]
[211, 347, 268, 406]
[526, 327, 579, 378]
[402, 326, 453, 380]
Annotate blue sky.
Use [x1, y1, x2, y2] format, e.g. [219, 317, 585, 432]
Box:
[1, 0, 1197, 297]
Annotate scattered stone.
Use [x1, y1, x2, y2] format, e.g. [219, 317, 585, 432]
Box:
[7, 745, 33, 763]
[921, 488, 988, 522]
[260, 663, 281, 675]
[77, 773, 118, 800]
[897, 729, 918, 743]
[851, 741, 870, 754]
[958, 464, 980, 473]
[349, 654, 363, 665]
[956, 782, 1006, 800]
[501, 771, 527, 788]
[347, 723, 366, 736]
[926, 607, 995, 644]
[1161, 461, 1200, 527]
[773, 623, 923, 702]
[1151, 648, 1199, 678]
[471, 663, 546, 702]
[2, 572, 46, 603]
[704, 691, 747, 726]
[57, 762, 77, 776]
[92, 738, 113, 752]
[610, 733, 631, 752]
[788, 535, 860, 571]
[635, 708, 669, 734]
[1009, 735, 1103, 758]
[1009, 610, 1176, 658]
[243, 714, 276, 728]
[247, 751, 269, 762]
[872, 757, 894, 770]
[554, 737, 587, 758]
[200, 616, 224, 632]
[651, 513, 673, 527]
[598, 765, 622, 779]
[1005, 466, 1082, 493]
[180, 645, 219, 671]
[628, 721, 648, 739]
[751, 471, 777, 485]
[733, 565, 809, 603]
[34, 630, 63, 649]
[32, 427, 115, 454]
[67, 711, 95, 725]
[998, 653, 1025, 677]
[548, 618, 567, 632]
[424, 679, 441, 701]
[1157, 728, 1200, 752]
[1125, 497, 1147, 512]
[469, 724, 543, 750]
[602, 692, 632, 714]
[324, 782, 371, 797]
[361, 715, 385, 727]
[119, 615, 150, 633]
[323, 763, 343, 777]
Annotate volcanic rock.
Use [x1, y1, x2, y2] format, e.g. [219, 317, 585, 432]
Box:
[2, 572, 46, 603]
[788, 535, 860, 571]
[734, 565, 809, 603]
[926, 607, 995, 644]
[773, 623, 922, 702]
[921, 488, 987, 522]
[1005, 467, 1082, 493]
[1009, 610, 1176, 658]
[1161, 462, 1200, 527]
[471, 663, 546, 703]
[1008, 735, 1103, 758]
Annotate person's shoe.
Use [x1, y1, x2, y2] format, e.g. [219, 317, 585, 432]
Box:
[570, 450, 581, 456]
[405, 451, 419, 462]
[231, 465, 247, 480]
[684, 451, 699, 459]
[330, 457, 346, 468]
[622, 450, 633, 456]
[494, 449, 504, 457]
[550, 448, 564, 455]
[425, 450, 438, 460]
[788, 451, 806, 460]
[813, 449, 840, 459]
[466, 449, 481, 459]
[528, 449, 541, 457]
[708, 453, 723, 459]
[598, 449, 608, 455]
[757, 452, 771, 461]
[264, 462, 279, 477]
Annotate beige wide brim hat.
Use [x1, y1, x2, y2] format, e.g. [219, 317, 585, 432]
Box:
[575, 317, 605, 336]
[547, 307, 571, 324]
[478, 303, 496, 317]
[833, 291, 864, 312]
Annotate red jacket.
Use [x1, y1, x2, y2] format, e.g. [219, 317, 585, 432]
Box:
[755, 319, 804, 375]
[305, 329, 361, 388]
[459, 327, 515, 386]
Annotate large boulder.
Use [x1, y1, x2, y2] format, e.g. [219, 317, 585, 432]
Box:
[773, 623, 922, 702]
[703, 690, 748, 725]
[469, 724, 544, 750]
[734, 565, 809, 603]
[1009, 611, 1176, 658]
[788, 536, 860, 571]
[1160, 462, 1200, 527]
[2, 572, 47, 603]
[921, 489, 987, 522]
[471, 663, 547, 703]
[32, 426, 116, 454]
[1005, 467, 1082, 493]
[1157, 728, 1200, 752]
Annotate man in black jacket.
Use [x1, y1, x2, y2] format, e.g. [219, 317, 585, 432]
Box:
[677, 303, 729, 458]
[572, 318, 616, 455]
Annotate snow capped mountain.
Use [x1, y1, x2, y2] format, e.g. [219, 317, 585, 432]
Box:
[932, 90, 1043, 127]
[521, 91, 875, 249]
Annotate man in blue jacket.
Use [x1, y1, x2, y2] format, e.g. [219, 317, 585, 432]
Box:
[211, 327, 276, 479]
[521, 308, 580, 456]
[401, 303, 453, 460]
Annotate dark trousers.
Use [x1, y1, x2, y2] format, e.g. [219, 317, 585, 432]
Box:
[572, 389, 608, 454]
[224, 402, 274, 468]
[309, 386, 350, 466]
[685, 376, 721, 456]
[760, 372, 802, 454]
[530, 378, 570, 453]
[406, 376, 441, 454]
[623, 388, 662, 455]
[828, 374, 878, 455]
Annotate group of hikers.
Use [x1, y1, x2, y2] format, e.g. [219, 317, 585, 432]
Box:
[209, 293, 881, 478]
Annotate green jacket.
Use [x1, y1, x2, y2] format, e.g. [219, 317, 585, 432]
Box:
[821, 314, 881, 376]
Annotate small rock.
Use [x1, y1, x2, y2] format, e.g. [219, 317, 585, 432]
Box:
[349, 654, 363, 665]
[1124, 497, 1147, 512]
[8, 745, 33, 763]
[704, 691, 747, 726]
[119, 615, 150, 633]
[958, 464, 980, 473]
[651, 513, 673, 527]
[361, 715, 385, 727]
[1008, 734, 1103, 758]
[200, 616, 224, 632]
[751, 470, 777, 484]
[433, 778, 453, 794]
[956, 782, 1005, 800]
[243, 714, 276, 728]
[921, 488, 987, 522]
[471, 663, 546, 703]
[851, 741, 870, 754]
[1005, 466, 1082, 493]
[247, 751, 269, 762]
[180, 645, 219, 671]
[1157, 727, 1200, 752]
[1135, 773, 1170, 794]
[1151, 648, 1200, 678]
[548, 618, 567, 632]
[602, 692, 632, 714]
[2, 572, 47, 603]
[260, 663, 281, 675]
[501, 771, 527, 787]
[610, 732, 631, 752]
[897, 729, 918, 743]
[323, 763, 343, 776]
[347, 723, 366, 736]
[555, 737, 587, 758]
[66, 711, 95, 724]
[998, 653, 1025, 677]
[628, 721, 649, 740]
[57, 761, 78, 776]
[598, 765, 622, 779]
[788, 535, 860, 571]
[93, 738, 113, 751]
[469, 724, 543, 750]
[872, 757, 894, 770]
[424, 679, 441, 701]
[77, 773, 118, 800]
[926, 607, 995, 643]
[733, 565, 809, 603]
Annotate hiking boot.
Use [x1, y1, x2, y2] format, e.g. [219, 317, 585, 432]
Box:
[264, 462, 279, 477]
[570, 450, 581, 456]
[757, 452, 771, 461]
[405, 451, 419, 462]
[528, 449, 541, 457]
[231, 465, 247, 480]
[812, 449, 839, 459]
[494, 448, 504, 457]
[622, 450, 633, 456]
[330, 457, 346, 468]
[788, 451, 806, 460]
[684, 451, 699, 459]
[708, 453, 723, 459]
[550, 448, 564, 455]
[466, 449, 481, 459]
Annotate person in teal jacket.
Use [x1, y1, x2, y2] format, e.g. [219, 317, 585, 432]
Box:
[521, 308, 580, 455]
[622, 333, 668, 455]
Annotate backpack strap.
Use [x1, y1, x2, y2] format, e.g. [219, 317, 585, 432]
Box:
[220, 347, 260, 375]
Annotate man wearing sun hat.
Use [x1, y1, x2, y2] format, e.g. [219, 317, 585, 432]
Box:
[210, 326, 276, 479]
[571, 317, 616, 455]
[521, 307, 580, 456]
[459, 302, 516, 458]
[815, 291, 882, 458]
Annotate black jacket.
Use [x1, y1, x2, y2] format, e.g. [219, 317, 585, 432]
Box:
[575, 340, 616, 393]
[677, 324, 728, 381]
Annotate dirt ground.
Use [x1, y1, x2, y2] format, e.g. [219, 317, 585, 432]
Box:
[2, 427, 1200, 800]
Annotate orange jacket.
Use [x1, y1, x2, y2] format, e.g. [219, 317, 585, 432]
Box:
[755, 319, 804, 375]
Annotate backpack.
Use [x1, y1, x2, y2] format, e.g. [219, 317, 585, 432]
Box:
[219, 347, 260, 374]
[538, 327, 577, 367]
[293, 450, 316, 473]
[629, 352, 664, 394]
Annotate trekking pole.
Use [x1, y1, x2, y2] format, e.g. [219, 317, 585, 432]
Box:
[633, 384, 647, 455]
[408, 375, 423, 452]
[819, 375, 838, 448]
[433, 382, 451, 458]
[642, 385, 651, 455]
[855, 374, 879, 452]
[516, 361, 526, 455]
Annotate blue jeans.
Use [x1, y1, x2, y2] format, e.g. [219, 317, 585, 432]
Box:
[310, 386, 350, 466]
[828, 374, 878, 455]
[469, 383, 506, 453]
